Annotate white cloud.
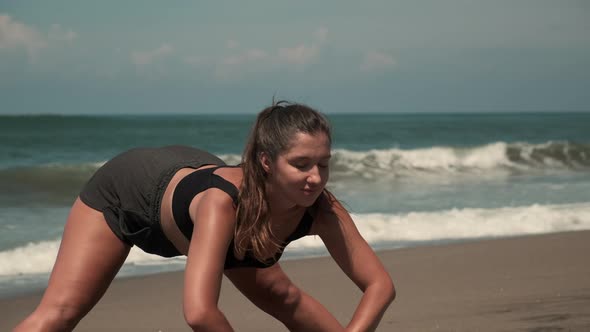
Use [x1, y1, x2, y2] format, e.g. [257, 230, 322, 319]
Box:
[277, 27, 327, 65]
[277, 44, 319, 65]
[222, 48, 267, 66]
[48, 24, 77, 42]
[215, 27, 329, 78]
[0, 14, 77, 63]
[360, 51, 395, 72]
[314, 26, 328, 43]
[226, 39, 239, 49]
[214, 48, 268, 80]
[131, 43, 174, 66]
[0, 14, 46, 56]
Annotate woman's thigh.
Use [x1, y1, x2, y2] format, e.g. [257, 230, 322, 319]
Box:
[224, 264, 299, 315]
[38, 197, 131, 315]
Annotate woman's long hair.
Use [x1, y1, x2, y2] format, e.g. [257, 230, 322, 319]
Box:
[235, 101, 332, 261]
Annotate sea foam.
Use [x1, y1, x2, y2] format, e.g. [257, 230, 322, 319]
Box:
[2, 202, 589, 277]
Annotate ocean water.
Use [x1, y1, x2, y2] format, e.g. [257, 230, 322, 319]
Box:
[1, 112, 589, 298]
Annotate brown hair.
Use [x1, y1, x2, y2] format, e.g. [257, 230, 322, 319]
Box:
[235, 101, 332, 261]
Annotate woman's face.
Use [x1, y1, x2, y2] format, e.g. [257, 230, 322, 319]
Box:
[264, 131, 331, 209]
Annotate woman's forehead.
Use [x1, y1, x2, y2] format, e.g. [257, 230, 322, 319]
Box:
[283, 132, 331, 156]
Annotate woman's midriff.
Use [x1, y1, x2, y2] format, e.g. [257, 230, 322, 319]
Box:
[159, 165, 217, 255]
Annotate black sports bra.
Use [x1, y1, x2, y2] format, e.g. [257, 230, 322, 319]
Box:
[172, 165, 314, 269]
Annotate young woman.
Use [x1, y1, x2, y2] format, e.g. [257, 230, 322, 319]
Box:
[14, 102, 395, 332]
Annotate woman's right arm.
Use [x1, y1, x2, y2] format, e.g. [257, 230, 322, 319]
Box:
[182, 189, 237, 331]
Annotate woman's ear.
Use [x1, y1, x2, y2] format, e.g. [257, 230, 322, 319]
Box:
[259, 152, 272, 174]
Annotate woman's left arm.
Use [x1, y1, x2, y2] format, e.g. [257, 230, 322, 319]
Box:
[315, 196, 396, 332]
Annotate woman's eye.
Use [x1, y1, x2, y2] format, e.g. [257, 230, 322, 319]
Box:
[294, 163, 328, 170]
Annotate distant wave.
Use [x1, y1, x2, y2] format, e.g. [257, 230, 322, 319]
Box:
[329, 141, 590, 180]
[1, 202, 589, 277]
[0, 162, 103, 205]
[1, 141, 588, 203]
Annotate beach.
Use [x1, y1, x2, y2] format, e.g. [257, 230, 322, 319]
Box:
[3, 2, 590, 329]
[3, 230, 589, 331]
[3, 113, 590, 300]
[2, 113, 589, 331]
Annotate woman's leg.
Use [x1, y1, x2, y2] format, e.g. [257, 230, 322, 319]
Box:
[224, 264, 344, 332]
[14, 198, 131, 332]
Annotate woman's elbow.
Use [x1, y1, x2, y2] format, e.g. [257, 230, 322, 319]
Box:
[386, 276, 396, 303]
[183, 304, 225, 331]
[378, 273, 396, 304]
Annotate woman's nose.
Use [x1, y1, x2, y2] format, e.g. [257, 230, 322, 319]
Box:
[306, 165, 322, 185]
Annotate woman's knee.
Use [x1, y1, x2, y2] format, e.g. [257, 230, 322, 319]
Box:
[16, 302, 86, 332]
[267, 277, 302, 309]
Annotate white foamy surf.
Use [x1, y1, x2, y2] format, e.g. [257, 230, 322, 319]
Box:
[2, 202, 589, 278]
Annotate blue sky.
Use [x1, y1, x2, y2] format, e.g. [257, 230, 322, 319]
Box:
[1, 1, 589, 114]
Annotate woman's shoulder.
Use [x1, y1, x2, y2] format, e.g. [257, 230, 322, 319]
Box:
[212, 165, 243, 192]
[317, 190, 343, 212]
[309, 190, 345, 234]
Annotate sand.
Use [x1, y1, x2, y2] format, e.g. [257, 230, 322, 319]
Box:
[2, 231, 590, 331]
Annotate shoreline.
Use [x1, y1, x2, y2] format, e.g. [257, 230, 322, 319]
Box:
[3, 231, 590, 331]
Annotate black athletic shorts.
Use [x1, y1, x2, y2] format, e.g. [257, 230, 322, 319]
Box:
[79, 145, 225, 257]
